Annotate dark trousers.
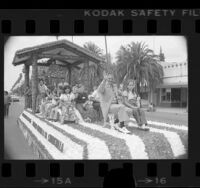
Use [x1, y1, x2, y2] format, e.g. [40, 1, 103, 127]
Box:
[133, 108, 147, 125]
[28, 95, 32, 108]
[76, 103, 98, 122]
[92, 101, 103, 121]
[125, 107, 147, 126]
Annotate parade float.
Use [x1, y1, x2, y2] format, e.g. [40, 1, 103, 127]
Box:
[12, 39, 188, 160]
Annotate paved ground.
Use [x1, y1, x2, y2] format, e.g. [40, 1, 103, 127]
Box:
[4, 98, 38, 159]
[4, 97, 188, 159]
[145, 110, 188, 126]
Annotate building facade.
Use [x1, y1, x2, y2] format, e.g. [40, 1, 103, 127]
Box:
[155, 61, 188, 108]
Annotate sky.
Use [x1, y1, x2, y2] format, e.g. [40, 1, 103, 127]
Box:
[4, 36, 187, 91]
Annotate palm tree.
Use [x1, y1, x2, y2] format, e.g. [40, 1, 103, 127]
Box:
[116, 41, 164, 103]
[79, 42, 104, 92]
[102, 53, 120, 85]
[83, 42, 103, 56]
[79, 60, 104, 92]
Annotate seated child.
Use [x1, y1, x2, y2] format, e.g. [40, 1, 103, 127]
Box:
[75, 84, 98, 123]
[51, 85, 78, 124]
[60, 85, 79, 124]
[39, 91, 52, 117]
[44, 90, 60, 119]
[82, 100, 99, 123]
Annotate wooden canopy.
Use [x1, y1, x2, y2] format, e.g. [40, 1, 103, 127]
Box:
[12, 39, 105, 113]
[12, 39, 104, 67]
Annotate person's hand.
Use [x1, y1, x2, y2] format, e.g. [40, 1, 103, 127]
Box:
[103, 71, 108, 80]
[89, 95, 95, 100]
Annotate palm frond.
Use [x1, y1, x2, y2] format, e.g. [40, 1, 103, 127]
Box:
[115, 41, 164, 92]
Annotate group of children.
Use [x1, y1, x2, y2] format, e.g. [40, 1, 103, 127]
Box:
[34, 77, 149, 133]
[37, 80, 100, 124]
[38, 83, 78, 123]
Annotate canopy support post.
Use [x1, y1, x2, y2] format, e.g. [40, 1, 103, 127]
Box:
[86, 60, 90, 92]
[24, 64, 30, 109]
[31, 55, 38, 113]
[68, 66, 71, 85]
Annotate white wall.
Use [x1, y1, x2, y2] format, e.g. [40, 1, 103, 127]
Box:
[159, 61, 188, 85]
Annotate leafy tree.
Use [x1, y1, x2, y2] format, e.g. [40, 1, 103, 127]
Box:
[79, 42, 105, 92]
[116, 41, 164, 102]
[83, 42, 103, 56]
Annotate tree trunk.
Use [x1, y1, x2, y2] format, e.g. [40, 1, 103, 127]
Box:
[31, 55, 38, 113]
[24, 64, 29, 108]
[148, 87, 154, 104]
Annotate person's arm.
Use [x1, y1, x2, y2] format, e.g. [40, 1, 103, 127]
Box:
[136, 96, 141, 108]
[70, 93, 76, 102]
[44, 85, 49, 96]
[122, 91, 137, 109]
[88, 92, 94, 100]
[89, 90, 97, 101]
[123, 96, 138, 109]
[97, 79, 106, 94]
[58, 95, 65, 107]
[74, 93, 79, 103]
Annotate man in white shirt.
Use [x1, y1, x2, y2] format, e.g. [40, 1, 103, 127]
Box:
[97, 73, 130, 133]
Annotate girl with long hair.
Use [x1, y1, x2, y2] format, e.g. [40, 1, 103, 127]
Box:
[59, 85, 78, 124]
[122, 79, 149, 130]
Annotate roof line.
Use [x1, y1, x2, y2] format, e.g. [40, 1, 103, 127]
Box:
[15, 39, 103, 62]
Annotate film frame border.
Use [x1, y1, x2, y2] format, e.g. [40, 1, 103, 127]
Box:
[0, 9, 199, 188]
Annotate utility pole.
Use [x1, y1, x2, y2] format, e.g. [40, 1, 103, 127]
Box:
[153, 36, 155, 54]
[104, 36, 109, 63]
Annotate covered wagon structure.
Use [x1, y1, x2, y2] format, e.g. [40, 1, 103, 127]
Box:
[12, 39, 104, 113]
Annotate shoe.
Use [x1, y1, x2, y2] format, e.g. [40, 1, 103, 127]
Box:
[122, 127, 131, 134]
[113, 123, 120, 130]
[140, 124, 149, 130]
[113, 123, 121, 131]
[116, 126, 124, 132]
[110, 125, 115, 130]
[128, 122, 136, 127]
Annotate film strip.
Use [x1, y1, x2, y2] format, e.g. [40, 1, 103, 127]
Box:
[0, 9, 200, 188]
